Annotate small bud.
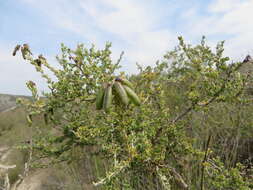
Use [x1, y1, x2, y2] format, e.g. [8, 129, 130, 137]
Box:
[23, 43, 32, 53]
[12, 45, 21, 56]
[21, 47, 26, 59]
[38, 54, 46, 61]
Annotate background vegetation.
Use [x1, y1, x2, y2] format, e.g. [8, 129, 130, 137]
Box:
[0, 37, 252, 190]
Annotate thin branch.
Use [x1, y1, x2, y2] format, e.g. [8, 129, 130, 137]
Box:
[200, 133, 212, 190]
[11, 139, 33, 190]
[172, 106, 194, 123]
[115, 51, 124, 66]
[152, 60, 249, 145]
[0, 164, 16, 170]
[169, 166, 189, 190]
[152, 104, 195, 144]
[4, 174, 10, 190]
[159, 164, 189, 190]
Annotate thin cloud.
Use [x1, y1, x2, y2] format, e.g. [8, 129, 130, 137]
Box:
[208, 0, 244, 13]
[19, 0, 175, 70]
[181, 0, 253, 60]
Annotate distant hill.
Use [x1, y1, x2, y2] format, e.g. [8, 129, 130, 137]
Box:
[0, 94, 30, 112]
[0, 100, 96, 190]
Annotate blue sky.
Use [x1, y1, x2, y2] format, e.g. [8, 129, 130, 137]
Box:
[1, 0, 253, 95]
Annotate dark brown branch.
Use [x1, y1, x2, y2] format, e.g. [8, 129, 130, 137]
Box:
[152, 61, 248, 145]
[152, 104, 196, 144]
[172, 106, 193, 123]
[200, 133, 212, 190]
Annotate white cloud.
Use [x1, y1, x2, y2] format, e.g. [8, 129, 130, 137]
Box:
[209, 0, 243, 13]
[80, 0, 177, 70]
[182, 0, 253, 61]
[208, 0, 253, 35]
[126, 30, 176, 66]
[20, 0, 175, 71]
[80, 0, 152, 36]
[17, 0, 253, 72]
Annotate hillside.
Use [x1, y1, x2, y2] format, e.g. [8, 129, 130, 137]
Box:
[0, 99, 100, 190]
[0, 94, 30, 113]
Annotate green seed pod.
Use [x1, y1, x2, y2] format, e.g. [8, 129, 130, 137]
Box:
[113, 81, 129, 105]
[96, 87, 105, 110]
[116, 77, 134, 89]
[103, 84, 112, 112]
[123, 85, 141, 106]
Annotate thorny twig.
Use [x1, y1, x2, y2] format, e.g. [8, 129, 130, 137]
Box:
[200, 133, 212, 190]
[11, 139, 33, 190]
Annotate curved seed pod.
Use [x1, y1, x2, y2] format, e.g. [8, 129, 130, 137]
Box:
[123, 85, 141, 106]
[113, 81, 129, 105]
[44, 113, 48, 125]
[119, 78, 134, 89]
[103, 84, 112, 112]
[26, 114, 32, 126]
[96, 87, 105, 110]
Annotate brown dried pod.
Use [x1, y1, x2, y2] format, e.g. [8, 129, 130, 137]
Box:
[12, 45, 21, 56]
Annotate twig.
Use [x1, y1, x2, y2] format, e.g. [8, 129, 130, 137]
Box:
[159, 164, 189, 189]
[0, 164, 16, 170]
[11, 139, 33, 190]
[169, 166, 188, 190]
[93, 160, 129, 187]
[4, 174, 10, 190]
[200, 133, 212, 190]
[172, 106, 194, 123]
[152, 104, 195, 144]
[115, 51, 124, 66]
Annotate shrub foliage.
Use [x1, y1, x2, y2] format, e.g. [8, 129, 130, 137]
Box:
[15, 37, 252, 189]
